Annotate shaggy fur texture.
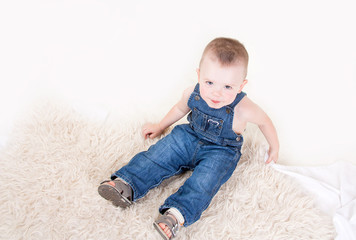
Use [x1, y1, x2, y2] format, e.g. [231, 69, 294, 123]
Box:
[0, 102, 335, 239]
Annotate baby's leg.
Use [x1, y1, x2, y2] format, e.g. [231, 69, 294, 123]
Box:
[110, 125, 198, 202]
[159, 143, 241, 226]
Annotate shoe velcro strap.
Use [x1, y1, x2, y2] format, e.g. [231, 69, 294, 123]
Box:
[157, 214, 179, 237]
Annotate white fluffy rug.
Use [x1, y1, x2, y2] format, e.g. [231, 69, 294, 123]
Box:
[0, 102, 335, 239]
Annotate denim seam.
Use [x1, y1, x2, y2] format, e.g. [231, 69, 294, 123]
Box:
[191, 141, 202, 166]
[229, 109, 240, 140]
[193, 151, 240, 223]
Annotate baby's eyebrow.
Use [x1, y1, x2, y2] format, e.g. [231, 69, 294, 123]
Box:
[203, 78, 214, 82]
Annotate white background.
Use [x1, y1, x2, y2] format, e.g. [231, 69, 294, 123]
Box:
[1, 0, 355, 166]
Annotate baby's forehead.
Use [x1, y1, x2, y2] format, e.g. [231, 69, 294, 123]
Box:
[200, 54, 248, 81]
[203, 51, 247, 67]
[204, 55, 247, 72]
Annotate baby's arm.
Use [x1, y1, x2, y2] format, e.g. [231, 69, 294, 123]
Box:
[237, 97, 279, 163]
[142, 86, 194, 139]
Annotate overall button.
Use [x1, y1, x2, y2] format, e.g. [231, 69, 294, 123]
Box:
[195, 95, 200, 101]
[226, 108, 231, 114]
[236, 136, 241, 141]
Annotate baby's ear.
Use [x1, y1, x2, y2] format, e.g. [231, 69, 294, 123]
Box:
[239, 79, 248, 91]
[196, 68, 200, 79]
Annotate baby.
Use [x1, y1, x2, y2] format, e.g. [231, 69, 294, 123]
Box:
[98, 37, 279, 239]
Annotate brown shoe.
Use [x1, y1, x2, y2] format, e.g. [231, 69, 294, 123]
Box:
[98, 179, 133, 208]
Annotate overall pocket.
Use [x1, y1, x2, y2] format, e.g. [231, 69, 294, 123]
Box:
[191, 108, 223, 137]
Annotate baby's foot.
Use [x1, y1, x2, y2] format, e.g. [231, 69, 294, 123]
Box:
[154, 213, 178, 239]
[159, 221, 174, 239]
[103, 181, 115, 187]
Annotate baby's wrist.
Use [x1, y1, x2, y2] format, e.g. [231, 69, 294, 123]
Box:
[157, 123, 165, 132]
[269, 144, 279, 152]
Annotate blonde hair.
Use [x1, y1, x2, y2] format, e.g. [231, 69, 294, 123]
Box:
[200, 37, 249, 70]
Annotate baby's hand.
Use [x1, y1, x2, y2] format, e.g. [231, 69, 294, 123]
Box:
[265, 148, 279, 164]
[142, 123, 164, 139]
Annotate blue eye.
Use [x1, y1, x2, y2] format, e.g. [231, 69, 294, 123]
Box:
[206, 81, 213, 85]
[225, 85, 232, 90]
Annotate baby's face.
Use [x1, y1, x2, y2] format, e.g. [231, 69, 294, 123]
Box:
[197, 54, 247, 109]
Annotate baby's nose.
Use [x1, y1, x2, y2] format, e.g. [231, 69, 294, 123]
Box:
[213, 89, 222, 97]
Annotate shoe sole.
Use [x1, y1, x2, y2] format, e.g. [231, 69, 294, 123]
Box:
[98, 184, 132, 208]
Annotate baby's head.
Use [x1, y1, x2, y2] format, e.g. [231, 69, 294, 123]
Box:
[199, 37, 249, 74]
[197, 37, 249, 109]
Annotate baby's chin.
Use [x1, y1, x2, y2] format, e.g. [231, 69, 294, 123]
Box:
[200, 95, 233, 109]
[206, 101, 227, 109]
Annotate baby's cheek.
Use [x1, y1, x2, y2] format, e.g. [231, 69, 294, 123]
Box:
[199, 90, 209, 101]
[226, 93, 238, 103]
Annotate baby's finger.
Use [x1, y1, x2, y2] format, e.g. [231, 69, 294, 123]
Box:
[267, 156, 276, 164]
[142, 129, 147, 138]
[142, 129, 151, 139]
[149, 132, 157, 139]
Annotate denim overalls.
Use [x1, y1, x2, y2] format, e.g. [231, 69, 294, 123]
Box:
[112, 84, 246, 226]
